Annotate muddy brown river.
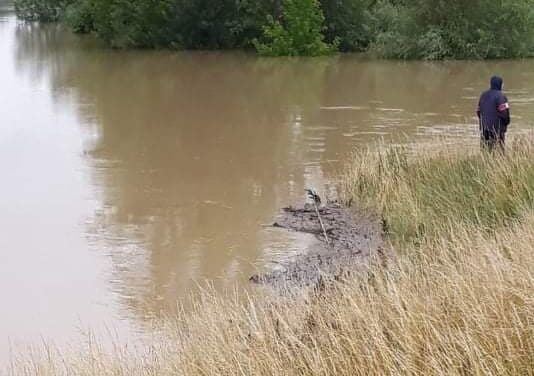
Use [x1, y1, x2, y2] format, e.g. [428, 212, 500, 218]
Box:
[1, 1, 534, 358]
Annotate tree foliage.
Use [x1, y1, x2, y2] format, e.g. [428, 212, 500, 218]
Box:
[14, 0, 73, 22]
[13, 0, 534, 58]
[254, 0, 337, 56]
[168, 0, 273, 49]
[371, 0, 534, 59]
[320, 0, 374, 52]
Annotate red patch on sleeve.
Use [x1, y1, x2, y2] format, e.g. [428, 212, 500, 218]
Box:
[498, 103, 509, 112]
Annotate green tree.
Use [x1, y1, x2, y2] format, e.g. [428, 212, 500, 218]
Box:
[14, 0, 73, 21]
[255, 0, 337, 56]
[320, 0, 374, 52]
[169, 0, 272, 49]
[14, 0, 534, 59]
[370, 0, 534, 59]
[88, 0, 175, 48]
[64, 0, 95, 34]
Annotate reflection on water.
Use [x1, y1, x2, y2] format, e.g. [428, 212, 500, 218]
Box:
[2, 9, 534, 356]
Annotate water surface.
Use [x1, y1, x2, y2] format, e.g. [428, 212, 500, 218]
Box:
[1, 4, 534, 357]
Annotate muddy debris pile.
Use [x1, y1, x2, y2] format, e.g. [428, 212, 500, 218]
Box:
[250, 200, 387, 289]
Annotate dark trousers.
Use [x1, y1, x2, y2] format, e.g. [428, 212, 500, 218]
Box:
[481, 128, 506, 153]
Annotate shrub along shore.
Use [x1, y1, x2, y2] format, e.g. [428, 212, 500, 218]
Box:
[8, 139, 534, 375]
[13, 0, 534, 58]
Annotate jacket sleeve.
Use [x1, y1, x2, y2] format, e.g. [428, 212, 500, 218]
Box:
[497, 95, 510, 127]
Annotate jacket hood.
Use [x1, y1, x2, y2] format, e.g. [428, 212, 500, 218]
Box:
[491, 76, 503, 91]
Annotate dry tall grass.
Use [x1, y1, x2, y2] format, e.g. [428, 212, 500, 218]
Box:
[341, 138, 534, 246]
[7, 140, 534, 375]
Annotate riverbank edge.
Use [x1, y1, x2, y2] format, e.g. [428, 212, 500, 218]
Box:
[250, 201, 389, 290]
[7, 138, 534, 375]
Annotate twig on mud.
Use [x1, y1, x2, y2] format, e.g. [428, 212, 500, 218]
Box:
[306, 189, 331, 246]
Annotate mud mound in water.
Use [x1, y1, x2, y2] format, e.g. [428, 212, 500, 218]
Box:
[250, 203, 387, 289]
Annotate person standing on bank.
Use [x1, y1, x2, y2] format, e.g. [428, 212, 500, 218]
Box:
[477, 76, 511, 152]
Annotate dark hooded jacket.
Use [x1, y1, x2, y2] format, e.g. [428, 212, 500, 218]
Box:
[477, 76, 510, 132]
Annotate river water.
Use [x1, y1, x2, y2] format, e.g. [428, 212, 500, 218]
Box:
[1, 2, 534, 358]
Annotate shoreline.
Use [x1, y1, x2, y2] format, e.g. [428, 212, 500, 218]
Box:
[251, 201, 388, 289]
[6, 140, 534, 375]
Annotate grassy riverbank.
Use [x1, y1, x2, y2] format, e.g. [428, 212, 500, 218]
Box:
[9, 139, 534, 375]
[342, 138, 534, 247]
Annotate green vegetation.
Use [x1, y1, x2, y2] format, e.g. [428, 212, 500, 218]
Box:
[254, 0, 336, 56]
[342, 139, 534, 246]
[369, 0, 534, 59]
[19, 0, 274, 49]
[14, 0, 70, 22]
[14, 0, 534, 58]
[9, 140, 534, 375]
[65, 0, 176, 48]
[321, 0, 374, 52]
